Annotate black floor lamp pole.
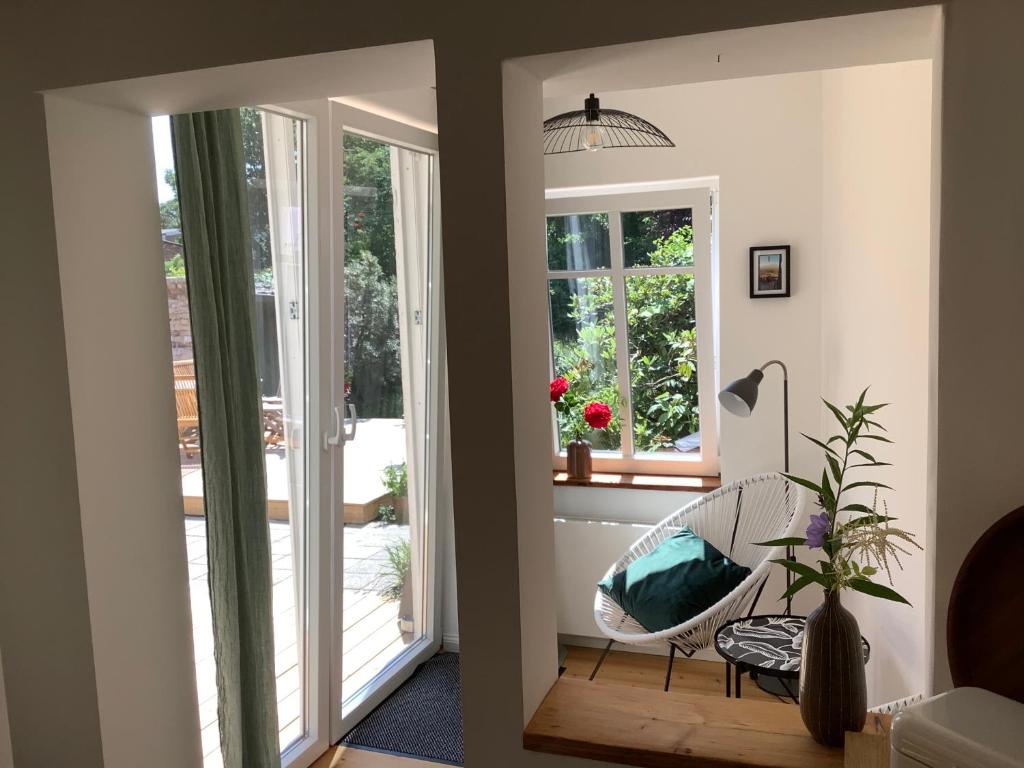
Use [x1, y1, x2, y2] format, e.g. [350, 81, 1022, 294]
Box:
[759, 361, 793, 615]
[719, 360, 794, 614]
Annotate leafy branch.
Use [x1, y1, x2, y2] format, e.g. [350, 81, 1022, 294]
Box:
[757, 389, 921, 605]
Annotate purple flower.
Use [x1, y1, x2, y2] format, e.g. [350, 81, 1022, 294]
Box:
[805, 512, 830, 549]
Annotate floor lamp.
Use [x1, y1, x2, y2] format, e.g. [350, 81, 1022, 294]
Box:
[718, 360, 795, 614]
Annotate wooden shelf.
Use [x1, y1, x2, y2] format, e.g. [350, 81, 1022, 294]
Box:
[553, 471, 722, 493]
[524, 676, 888, 768]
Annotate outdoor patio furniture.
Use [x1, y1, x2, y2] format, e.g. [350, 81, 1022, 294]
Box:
[174, 375, 200, 457]
[172, 360, 199, 456]
[262, 396, 286, 446]
[173, 358, 195, 378]
[591, 472, 804, 690]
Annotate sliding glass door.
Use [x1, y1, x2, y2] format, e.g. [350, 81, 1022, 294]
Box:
[154, 107, 321, 768]
[158, 99, 443, 766]
[330, 104, 444, 737]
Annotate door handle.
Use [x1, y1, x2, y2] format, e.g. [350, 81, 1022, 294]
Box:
[344, 404, 357, 442]
[323, 404, 358, 449]
[323, 405, 342, 450]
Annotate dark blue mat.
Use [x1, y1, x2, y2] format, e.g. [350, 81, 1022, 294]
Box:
[340, 652, 463, 765]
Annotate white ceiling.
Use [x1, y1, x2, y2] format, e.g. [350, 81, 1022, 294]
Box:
[523, 6, 940, 99]
[333, 87, 438, 134]
[46, 40, 436, 117]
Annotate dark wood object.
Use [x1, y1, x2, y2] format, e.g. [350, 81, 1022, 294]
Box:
[799, 592, 867, 747]
[947, 504, 1024, 704]
[553, 471, 722, 492]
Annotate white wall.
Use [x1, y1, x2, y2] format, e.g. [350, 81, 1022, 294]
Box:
[820, 60, 934, 704]
[545, 65, 935, 704]
[503, 60, 562, 725]
[45, 95, 203, 768]
[553, 488, 699, 648]
[546, 71, 826, 617]
[545, 72, 825, 488]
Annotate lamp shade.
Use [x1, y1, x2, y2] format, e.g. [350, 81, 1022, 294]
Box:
[718, 369, 765, 417]
[543, 93, 675, 155]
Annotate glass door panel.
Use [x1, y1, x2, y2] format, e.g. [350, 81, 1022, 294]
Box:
[340, 132, 433, 705]
[153, 107, 310, 766]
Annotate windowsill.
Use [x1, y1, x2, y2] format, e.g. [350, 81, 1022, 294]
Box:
[553, 471, 721, 493]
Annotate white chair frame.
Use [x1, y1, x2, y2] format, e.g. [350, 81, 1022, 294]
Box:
[591, 473, 804, 689]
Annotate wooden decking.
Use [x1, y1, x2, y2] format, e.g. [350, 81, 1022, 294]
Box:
[180, 418, 405, 523]
[186, 517, 413, 768]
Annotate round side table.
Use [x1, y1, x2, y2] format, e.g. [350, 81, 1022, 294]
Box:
[714, 615, 870, 703]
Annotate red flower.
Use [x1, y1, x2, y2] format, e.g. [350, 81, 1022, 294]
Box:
[550, 376, 569, 402]
[584, 401, 612, 430]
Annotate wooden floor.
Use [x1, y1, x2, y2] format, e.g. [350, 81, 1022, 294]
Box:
[311, 746, 438, 768]
[311, 645, 780, 767]
[525, 677, 883, 768]
[561, 644, 777, 702]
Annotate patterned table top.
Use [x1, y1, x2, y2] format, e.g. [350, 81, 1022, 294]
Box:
[714, 615, 870, 679]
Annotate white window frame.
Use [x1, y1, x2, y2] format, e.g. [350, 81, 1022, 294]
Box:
[545, 187, 719, 477]
[327, 101, 445, 741]
[269, 97, 446, 765]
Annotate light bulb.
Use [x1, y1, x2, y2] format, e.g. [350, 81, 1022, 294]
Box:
[582, 121, 604, 152]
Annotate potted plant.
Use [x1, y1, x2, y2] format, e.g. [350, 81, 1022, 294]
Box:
[380, 539, 413, 635]
[381, 462, 408, 523]
[758, 389, 921, 746]
[549, 376, 613, 480]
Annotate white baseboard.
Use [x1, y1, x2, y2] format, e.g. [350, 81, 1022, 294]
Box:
[441, 632, 460, 652]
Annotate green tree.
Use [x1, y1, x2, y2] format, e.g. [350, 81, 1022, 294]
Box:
[549, 224, 699, 452]
[344, 134, 396, 277]
[239, 107, 272, 272]
[159, 168, 180, 230]
[342, 133, 405, 418]
[344, 250, 403, 418]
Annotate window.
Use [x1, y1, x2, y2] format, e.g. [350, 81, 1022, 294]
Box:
[545, 188, 718, 476]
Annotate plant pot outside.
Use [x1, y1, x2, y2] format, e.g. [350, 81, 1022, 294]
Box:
[799, 590, 867, 746]
[567, 438, 593, 480]
[398, 577, 414, 636]
[393, 495, 409, 524]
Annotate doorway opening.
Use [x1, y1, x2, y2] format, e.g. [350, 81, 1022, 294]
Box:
[502, 5, 942, 758]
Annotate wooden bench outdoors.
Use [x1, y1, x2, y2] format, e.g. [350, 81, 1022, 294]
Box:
[172, 359, 286, 457]
[173, 359, 200, 457]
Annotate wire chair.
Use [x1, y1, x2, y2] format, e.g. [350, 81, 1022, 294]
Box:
[591, 473, 804, 689]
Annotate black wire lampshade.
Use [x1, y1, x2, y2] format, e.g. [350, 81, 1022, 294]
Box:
[543, 93, 675, 155]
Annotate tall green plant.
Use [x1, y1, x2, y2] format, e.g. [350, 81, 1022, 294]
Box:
[379, 539, 411, 602]
[381, 462, 407, 498]
[759, 389, 922, 604]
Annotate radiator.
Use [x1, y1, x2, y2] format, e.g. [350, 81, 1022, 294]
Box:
[553, 518, 653, 638]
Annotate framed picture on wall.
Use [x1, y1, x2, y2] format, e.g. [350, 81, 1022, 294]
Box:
[749, 245, 791, 298]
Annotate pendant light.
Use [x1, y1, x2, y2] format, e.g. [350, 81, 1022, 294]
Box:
[543, 93, 674, 155]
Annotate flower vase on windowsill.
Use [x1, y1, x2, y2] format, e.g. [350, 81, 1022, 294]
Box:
[550, 376, 613, 482]
[566, 436, 592, 480]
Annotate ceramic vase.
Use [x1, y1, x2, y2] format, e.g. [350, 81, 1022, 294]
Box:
[799, 590, 867, 747]
[566, 438, 592, 480]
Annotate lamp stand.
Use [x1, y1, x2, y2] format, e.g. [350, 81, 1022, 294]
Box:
[752, 361, 799, 702]
[759, 361, 793, 615]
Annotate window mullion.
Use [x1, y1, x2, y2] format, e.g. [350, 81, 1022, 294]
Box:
[608, 211, 634, 460]
[624, 266, 694, 277]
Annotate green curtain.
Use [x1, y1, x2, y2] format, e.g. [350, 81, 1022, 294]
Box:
[172, 110, 280, 768]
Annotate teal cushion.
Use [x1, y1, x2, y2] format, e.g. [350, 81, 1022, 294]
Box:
[598, 527, 751, 633]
